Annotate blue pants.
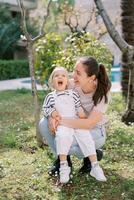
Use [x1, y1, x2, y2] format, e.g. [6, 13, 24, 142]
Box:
[39, 117, 106, 158]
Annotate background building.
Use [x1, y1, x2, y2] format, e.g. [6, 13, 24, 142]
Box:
[0, 0, 37, 11]
[0, 0, 37, 59]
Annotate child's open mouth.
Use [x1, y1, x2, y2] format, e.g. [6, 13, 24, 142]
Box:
[58, 81, 63, 86]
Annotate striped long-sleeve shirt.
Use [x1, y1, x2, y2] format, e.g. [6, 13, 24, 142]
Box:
[43, 89, 82, 117]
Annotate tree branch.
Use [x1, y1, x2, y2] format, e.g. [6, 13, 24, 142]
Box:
[83, 5, 95, 31]
[17, 0, 52, 42]
[64, 13, 75, 33]
[33, 0, 52, 42]
[93, 0, 131, 52]
[74, 14, 79, 30]
[17, 0, 31, 41]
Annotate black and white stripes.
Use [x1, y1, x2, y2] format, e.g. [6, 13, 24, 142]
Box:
[43, 90, 82, 117]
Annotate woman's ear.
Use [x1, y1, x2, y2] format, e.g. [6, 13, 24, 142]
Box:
[88, 75, 95, 83]
[90, 75, 96, 81]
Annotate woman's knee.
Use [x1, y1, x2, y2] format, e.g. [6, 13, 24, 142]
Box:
[90, 126, 106, 149]
[39, 117, 56, 153]
[95, 138, 106, 149]
[39, 117, 49, 137]
[39, 117, 47, 127]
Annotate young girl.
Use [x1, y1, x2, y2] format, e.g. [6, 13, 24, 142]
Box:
[43, 66, 107, 183]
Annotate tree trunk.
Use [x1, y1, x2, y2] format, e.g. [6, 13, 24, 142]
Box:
[122, 61, 134, 124]
[17, 0, 52, 147]
[121, 0, 134, 99]
[27, 42, 44, 146]
[121, 53, 129, 99]
[93, 0, 134, 124]
[121, 0, 134, 123]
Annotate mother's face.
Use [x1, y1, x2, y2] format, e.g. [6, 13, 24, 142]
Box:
[73, 61, 91, 88]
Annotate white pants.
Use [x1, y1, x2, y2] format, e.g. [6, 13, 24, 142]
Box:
[39, 117, 106, 158]
[55, 125, 96, 157]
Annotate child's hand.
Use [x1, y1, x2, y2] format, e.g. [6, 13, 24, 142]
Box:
[48, 117, 55, 134]
[48, 117, 59, 134]
[51, 110, 61, 120]
[49, 111, 61, 134]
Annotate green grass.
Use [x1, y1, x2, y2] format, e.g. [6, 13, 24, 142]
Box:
[0, 89, 134, 200]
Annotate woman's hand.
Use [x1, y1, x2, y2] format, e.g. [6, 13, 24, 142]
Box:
[78, 107, 87, 119]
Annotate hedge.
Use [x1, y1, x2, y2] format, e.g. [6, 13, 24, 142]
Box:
[0, 60, 30, 80]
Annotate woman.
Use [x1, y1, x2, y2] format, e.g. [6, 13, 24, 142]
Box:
[39, 56, 111, 176]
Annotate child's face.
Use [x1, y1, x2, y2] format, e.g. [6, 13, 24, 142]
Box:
[52, 70, 68, 91]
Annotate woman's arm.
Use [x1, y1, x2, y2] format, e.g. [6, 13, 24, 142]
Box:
[60, 110, 103, 129]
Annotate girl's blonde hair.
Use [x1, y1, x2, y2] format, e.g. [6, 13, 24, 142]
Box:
[48, 66, 69, 88]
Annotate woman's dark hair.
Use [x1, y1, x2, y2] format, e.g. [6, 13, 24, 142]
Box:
[78, 57, 111, 105]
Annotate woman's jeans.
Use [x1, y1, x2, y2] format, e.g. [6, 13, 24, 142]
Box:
[39, 117, 106, 159]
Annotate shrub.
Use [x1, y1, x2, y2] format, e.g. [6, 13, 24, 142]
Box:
[35, 33, 63, 84]
[35, 32, 112, 84]
[55, 32, 112, 72]
[0, 60, 29, 80]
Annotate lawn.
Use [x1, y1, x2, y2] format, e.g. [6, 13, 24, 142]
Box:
[0, 89, 134, 200]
